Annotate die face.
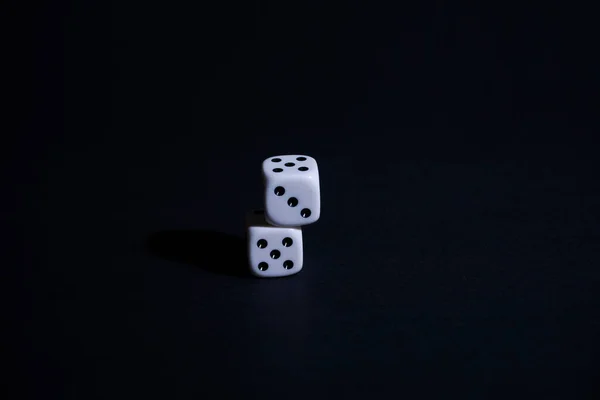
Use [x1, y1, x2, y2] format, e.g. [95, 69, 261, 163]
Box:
[246, 210, 303, 278]
[263, 155, 320, 181]
[262, 155, 321, 227]
[264, 180, 320, 227]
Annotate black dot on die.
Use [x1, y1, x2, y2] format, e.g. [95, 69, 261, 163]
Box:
[301, 208, 311, 218]
[285, 162, 295, 167]
[298, 166, 309, 171]
[283, 260, 294, 269]
[256, 239, 268, 248]
[270, 250, 281, 259]
[274, 186, 285, 196]
[273, 168, 283, 173]
[296, 157, 307, 161]
[287, 197, 298, 207]
[271, 158, 282, 163]
[258, 262, 269, 271]
[282, 237, 293, 247]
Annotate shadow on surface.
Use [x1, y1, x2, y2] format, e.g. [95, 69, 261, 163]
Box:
[147, 230, 250, 277]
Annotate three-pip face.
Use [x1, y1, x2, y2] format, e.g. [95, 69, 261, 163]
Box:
[262, 155, 321, 227]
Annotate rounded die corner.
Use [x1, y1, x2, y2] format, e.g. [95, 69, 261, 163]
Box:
[249, 268, 266, 278]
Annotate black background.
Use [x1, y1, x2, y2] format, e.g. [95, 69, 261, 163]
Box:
[6, 1, 600, 398]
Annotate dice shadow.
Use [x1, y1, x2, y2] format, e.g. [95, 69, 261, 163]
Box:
[146, 230, 251, 278]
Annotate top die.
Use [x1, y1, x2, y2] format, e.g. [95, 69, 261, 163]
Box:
[262, 155, 321, 227]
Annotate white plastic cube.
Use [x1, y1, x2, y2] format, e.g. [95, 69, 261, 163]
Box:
[246, 209, 303, 278]
[262, 155, 321, 227]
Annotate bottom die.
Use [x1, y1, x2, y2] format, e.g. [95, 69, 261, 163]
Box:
[246, 209, 303, 278]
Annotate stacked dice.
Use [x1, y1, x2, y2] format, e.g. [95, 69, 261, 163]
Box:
[246, 155, 321, 278]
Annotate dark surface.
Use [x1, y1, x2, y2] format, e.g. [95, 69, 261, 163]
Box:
[7, 1, 600, 399]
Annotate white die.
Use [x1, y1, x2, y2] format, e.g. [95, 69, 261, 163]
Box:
[246, 210, 303, 278]
[262, 155, 321, 227]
